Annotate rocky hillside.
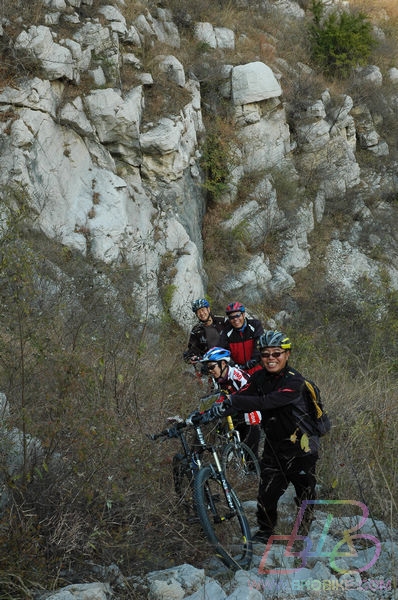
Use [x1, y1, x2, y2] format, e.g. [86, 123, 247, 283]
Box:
[0, 0, 397, 339]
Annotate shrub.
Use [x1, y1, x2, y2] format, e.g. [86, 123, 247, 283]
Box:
[308, 0, 377, 78]
[200, 118, 235, 201]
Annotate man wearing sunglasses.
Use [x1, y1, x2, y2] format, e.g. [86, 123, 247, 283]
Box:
[204, 330, 319, 545]
[219, 302, 264, 375]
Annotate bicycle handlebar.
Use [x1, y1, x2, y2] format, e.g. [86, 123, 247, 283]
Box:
[148, 419, 188, 441]
[148, 410, 217, 441]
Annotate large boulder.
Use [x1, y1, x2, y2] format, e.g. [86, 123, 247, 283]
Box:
[231, 62, 282, 106]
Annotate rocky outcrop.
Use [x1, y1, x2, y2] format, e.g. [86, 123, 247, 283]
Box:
[1, 0, 398, 332]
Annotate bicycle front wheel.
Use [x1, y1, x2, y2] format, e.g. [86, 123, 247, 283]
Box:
[222, 442, 260, 501]
[172, 453, 195, 519]
[193, 465, 252, 570]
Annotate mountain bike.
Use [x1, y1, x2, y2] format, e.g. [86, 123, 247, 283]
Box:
[149, 411, 253, 571]
[198, 393, 261, 501]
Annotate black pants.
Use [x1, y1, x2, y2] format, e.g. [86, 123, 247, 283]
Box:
[257, 444, 318, 534]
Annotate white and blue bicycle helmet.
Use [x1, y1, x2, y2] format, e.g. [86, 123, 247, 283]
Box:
[201, 347, 231, 363]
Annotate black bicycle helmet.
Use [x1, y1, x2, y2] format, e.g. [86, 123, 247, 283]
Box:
[201, 347, 231, 363]
[257, 330, 291, 350]
[192, 298, 210, 313]
[225, 301, 245, 315]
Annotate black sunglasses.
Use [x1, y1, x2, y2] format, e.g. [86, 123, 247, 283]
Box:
[228, 313, 243, 320]
[260, 350, 286, 358]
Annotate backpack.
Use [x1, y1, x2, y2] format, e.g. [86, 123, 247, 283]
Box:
[293, 379, 331, 437]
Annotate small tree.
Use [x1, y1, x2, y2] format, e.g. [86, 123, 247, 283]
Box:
[200, 118, 235, 202]
[308, 1, 377, 78]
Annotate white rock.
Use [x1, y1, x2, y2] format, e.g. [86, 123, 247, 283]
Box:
[59, 96, 95, 136]
[88, 66, 106, 87]
[295, 119, 330, 151]
[231, 62, 282, 106]
[306, 99, 326, 119]
[234, 100, 290, 171]
[14, 26, 74, 81]
[388, 67, 398, 84]
[43, 0, 66, 9]
[134, 14, 155, 37]
[355, 65, 383, 87]
[122, 53, 142, 67]
[98, 4, 126, 27]
[45, 583, 111, 600]
[10, 119, 34, 147]
[125, 24, 142, 46]
[0, 77, 60, 117]
[0, 393, 9, 420]
[214, 26, 235, 49]
[140, 117, 183, 154]
[73, 22, 113, 54]
[194, 22, 217, 49]
[84, 87, 143, 145]
[156, 55, 185, 87]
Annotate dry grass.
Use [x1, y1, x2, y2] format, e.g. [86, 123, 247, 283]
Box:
[350, 0, 398, 22]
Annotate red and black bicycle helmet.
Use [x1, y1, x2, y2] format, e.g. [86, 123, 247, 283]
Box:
[225, 302, 245, 315]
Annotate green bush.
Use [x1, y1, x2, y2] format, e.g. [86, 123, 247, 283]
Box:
[200, 118, 235, 201]
[308, 0, 377, 78]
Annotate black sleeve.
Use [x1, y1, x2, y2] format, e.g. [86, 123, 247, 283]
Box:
[218, 329, 230, 350]
[226, 372, 304, 414]
[254, 319, 264, 337]
[184, 328, 202, 358]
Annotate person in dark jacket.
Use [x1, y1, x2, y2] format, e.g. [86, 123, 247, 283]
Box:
[183, 298, 226, 364]
[219, 302, 264, 374]
[204, 330, 319, 544]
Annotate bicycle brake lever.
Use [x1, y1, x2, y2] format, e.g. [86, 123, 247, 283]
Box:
[166, 415, 184, 423]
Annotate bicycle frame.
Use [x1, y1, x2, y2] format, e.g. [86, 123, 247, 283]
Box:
[156, 417, 237, 512]
[225, 415, 241, 443]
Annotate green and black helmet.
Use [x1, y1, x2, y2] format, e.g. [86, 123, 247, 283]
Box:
[257, 330, 291, 350]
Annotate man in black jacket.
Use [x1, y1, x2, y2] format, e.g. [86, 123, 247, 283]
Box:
[183, 298, 226, 364]
[205, 330, 319, 544]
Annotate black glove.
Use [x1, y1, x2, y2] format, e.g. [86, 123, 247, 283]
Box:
[187, 410, 203, 425]
[206, 396, 232, 421]
[244, 358, 259, 370]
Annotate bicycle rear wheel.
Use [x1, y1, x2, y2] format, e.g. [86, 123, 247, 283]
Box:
[193, 465, 252, 570]
[221, 442, 260, 501]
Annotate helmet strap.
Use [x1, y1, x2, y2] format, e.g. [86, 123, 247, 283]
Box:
[199, 313, 212, 324]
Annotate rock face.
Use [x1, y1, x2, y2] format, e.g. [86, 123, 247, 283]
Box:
[0, 0, 398, 332]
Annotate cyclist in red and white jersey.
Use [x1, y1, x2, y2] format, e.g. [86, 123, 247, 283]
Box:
[201, 347, 261, 459]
